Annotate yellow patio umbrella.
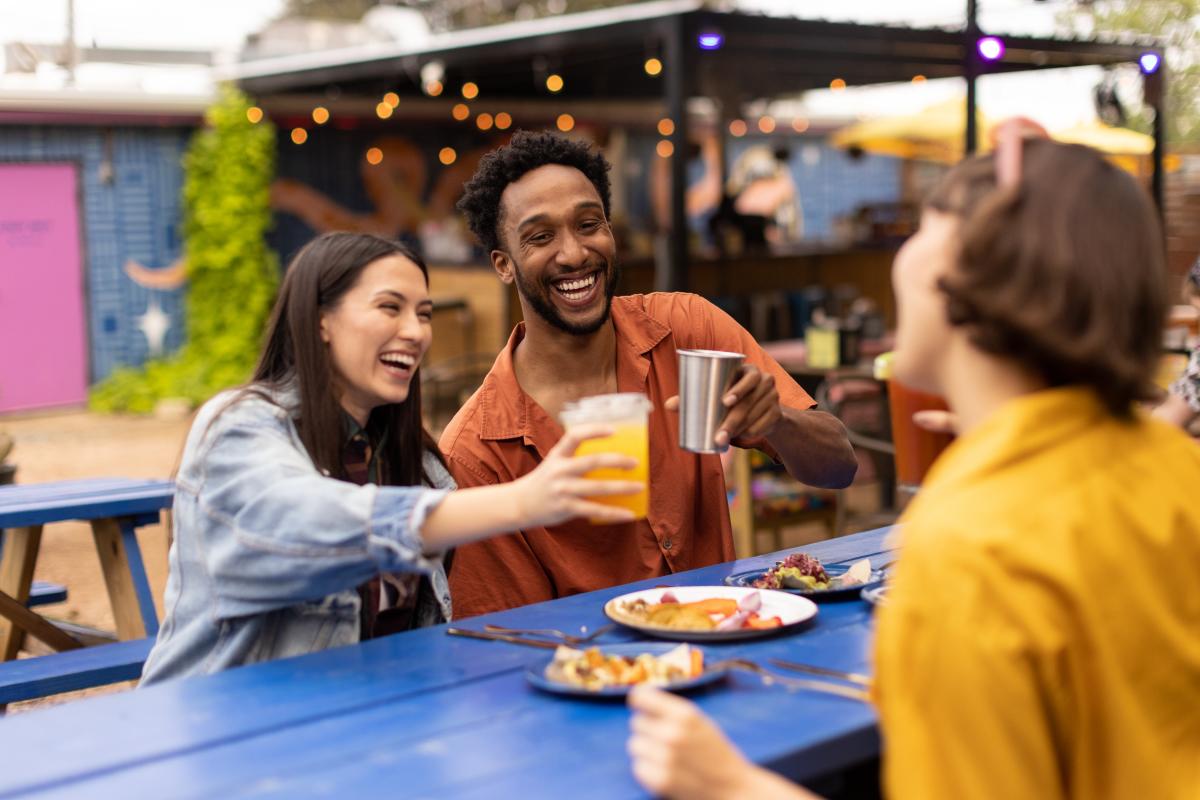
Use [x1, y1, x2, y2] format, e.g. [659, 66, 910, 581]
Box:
[830, 98, 993, 164]
[1051, 120, 1180, 174]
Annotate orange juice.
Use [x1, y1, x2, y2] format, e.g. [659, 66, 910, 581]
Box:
[574, 421, 650, 519]
[559, 393, 652, 523]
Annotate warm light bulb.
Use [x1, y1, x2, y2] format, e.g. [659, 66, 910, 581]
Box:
[365, 147, 383, 165]
[452, 103, 470, 121]
[729, 119, 747, 137]
[495, 112, 512, 130]
[476, 112, 494, 131]
[758, 116, 776, 134]
[911, 74, 927, 84]
[792, 118, 810, 133]
[657, 118, 675, 136]
[461, 82, 479, 100]
[656, 140, 674, 158]
[439, 147, 457, 165]
[644, 58, 662, 76]
[383, 92, 400, 108]
[312, 106, 330, 125]
[290, 128, 308, 145]
[556, 113, 575, 132]
[546, 74, 564, 93]
[425, 80, 443, 97]
[246, 106, 264, 124]
[830, 78, 847, 91]
[376, 102, 394, 119]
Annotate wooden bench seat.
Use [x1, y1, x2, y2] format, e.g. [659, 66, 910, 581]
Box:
[0, 638, 153, 705]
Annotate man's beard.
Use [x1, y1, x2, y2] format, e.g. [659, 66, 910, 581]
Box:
[512, 255, 621, 336]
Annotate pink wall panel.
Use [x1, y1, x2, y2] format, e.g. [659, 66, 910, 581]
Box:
[0, 163, 88, 412]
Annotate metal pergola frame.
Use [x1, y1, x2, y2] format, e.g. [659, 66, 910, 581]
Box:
[233, 1, 1160, 291]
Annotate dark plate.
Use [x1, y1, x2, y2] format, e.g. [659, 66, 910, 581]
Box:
[525, 642, 726, 698]
[861, 585, 889, 607]
[724, 563, 886, 600]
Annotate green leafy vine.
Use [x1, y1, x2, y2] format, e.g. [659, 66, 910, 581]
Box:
[91, 84, 279, 413]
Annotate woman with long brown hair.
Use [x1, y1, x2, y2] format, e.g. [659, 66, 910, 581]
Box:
[142, 232, 638, 684]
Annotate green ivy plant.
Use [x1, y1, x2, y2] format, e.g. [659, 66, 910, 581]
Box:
[91, 85, 279, 413]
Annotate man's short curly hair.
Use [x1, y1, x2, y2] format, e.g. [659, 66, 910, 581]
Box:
[456, 130, 612, 253]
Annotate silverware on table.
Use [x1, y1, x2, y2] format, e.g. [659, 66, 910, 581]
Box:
[767, 658, 872, 687]
[482, 622, 616, 646]
[446, 627, 560, 650]
[710, 658, 871, 702]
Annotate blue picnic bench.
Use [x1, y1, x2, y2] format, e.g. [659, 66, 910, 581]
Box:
[0, 478, 174, 705]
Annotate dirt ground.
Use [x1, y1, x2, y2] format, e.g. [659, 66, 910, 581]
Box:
[1, 409, 191, 713]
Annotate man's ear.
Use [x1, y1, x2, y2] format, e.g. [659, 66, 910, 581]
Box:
[491, 249, 515, 285]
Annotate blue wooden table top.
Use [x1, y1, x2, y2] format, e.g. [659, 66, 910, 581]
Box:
[0, 527, 894, 800]
[0, 478, 174, 528]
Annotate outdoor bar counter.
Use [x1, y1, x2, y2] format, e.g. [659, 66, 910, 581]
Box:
[0, 527, 894, 799]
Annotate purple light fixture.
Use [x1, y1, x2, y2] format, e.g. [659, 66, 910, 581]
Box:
[697, 30, 724, 50]
[1139, 52, 1161, 75]
[976, 36, 1005, 62]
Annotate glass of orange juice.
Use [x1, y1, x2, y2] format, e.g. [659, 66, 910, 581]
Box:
[559, 393, 651, 521]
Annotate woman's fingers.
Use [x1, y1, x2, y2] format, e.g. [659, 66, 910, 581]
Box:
[564, 453, 638, 474]
[571, 500, 637, 523]
[558, 478, 645, 498]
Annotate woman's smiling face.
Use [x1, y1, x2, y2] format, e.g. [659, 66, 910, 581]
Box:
[319, 253, 433, 425]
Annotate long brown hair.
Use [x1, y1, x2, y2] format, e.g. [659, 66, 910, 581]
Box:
[252, 232, 445, 486]
[926, 139, 1166, 418]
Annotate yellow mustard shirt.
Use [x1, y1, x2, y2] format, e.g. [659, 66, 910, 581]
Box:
[875, 387, 1200, 800]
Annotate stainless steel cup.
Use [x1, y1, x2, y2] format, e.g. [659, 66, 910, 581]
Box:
[677, 349, 745, 453]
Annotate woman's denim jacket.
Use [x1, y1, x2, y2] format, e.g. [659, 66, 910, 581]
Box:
[140, 385, 454, 686]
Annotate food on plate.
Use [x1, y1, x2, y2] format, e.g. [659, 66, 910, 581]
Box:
[753, 555, 873, 591]
[545, 643, 703, 690]
[618, 590, 782, 631]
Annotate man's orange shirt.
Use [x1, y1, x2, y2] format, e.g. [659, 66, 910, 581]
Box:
[440, 293, 814, 618]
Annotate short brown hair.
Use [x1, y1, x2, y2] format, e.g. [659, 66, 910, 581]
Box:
[926, 140, 1166, 417]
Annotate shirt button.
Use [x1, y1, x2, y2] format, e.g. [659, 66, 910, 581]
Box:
[662, 538, 673, 551]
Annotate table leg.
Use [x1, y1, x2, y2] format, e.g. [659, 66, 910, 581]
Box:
[0, 525, 43, 660]
[91, 518, 160, 639]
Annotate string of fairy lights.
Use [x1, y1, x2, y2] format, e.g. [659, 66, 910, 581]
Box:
[241, 55, 677, 167]
[244, 28, 1087, 166]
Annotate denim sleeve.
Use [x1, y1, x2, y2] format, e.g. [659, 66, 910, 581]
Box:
[193, 420, 449, 620]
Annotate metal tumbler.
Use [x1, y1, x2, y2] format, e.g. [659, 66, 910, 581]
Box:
[677, 349, 745, 453]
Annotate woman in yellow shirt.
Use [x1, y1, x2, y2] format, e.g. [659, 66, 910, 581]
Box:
[625, 132, 1200, 799]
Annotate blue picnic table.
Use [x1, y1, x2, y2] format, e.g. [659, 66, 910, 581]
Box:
[0, 527, 894, 799]
[0, 479, 174, 703]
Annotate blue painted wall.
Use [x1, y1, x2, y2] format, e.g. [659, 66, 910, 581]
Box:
[0, 125, 192, 382]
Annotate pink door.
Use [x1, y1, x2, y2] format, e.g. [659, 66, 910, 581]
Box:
[0, 163, 89, 412]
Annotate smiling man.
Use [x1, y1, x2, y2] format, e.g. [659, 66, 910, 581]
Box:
[441, 131, 857, 617]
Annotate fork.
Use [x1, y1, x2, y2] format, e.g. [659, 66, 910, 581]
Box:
[767, 657, 872, 687]
[710, 658, 871, 702]
[482, 622, 616, 646]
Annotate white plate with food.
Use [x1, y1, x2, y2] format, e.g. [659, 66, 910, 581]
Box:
[603, 585, 817, 641]
[526, 642, 725, 697]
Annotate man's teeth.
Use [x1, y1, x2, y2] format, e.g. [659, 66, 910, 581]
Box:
[554, 273, 596, 300]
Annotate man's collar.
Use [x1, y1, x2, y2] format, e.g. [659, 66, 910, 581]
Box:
[477, 296, 669, 442]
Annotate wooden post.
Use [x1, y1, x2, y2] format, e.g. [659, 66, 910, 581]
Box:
[0, 525, 43, 660]
[90, 519, 151, 640]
